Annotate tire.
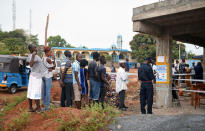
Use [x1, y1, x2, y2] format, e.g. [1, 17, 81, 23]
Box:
[9, 84, 17, 94]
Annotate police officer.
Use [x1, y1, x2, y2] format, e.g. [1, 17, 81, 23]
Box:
[138, 57, 155, 114]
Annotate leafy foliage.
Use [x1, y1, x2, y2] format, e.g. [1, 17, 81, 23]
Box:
[187, 51, 195, 59]
[0, 29, 39, 55]
[47, 35, 74, 48]
[8, 109, 31, 131]
[58, 103, 120, 131]
[28, 34, 39, 46]
[130, 33, 188, 63]
[129, 34, 156, 63]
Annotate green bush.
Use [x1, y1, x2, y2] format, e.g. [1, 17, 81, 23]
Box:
[7, 109, 31, 131]
[58, 103, 120, 131]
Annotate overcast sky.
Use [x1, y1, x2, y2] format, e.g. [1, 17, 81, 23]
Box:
[0, 0, 203, 55]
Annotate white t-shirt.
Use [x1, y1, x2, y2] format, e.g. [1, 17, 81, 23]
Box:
[42, 56, 54, 78]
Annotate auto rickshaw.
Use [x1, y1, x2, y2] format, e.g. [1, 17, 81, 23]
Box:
[0, 55, 29, 94]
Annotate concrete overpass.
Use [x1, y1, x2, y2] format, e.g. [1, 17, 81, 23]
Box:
[132, 0, 205, 108]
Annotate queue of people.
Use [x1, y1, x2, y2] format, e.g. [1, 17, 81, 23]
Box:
[172, 59, 204, 84]
[26, 44, 156, 114]
[58, 51, 114, 110]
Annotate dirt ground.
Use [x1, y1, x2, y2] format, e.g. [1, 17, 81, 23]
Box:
[1, 68, 205, 130]
[0, 87, 27, 110]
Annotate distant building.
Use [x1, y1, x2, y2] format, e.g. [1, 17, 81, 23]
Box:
[117, 35, 123, 49]
[51, 46, 136, 64]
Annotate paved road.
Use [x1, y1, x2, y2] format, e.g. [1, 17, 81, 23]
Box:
[109, 114, 205, 131]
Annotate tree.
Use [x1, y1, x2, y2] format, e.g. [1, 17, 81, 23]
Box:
[187, 51, 195, 59]
[0, 29, 29, 55]
[82, 46, 88, 48]
[172, 41, 186, 59]
[129, 34, 156, 63]
[0, 29, 39, 55]
[28, 34, 39, 46]
[129, 33, 187, 63]
[0, 42, 11, 55]
[47, 35, 74, 48]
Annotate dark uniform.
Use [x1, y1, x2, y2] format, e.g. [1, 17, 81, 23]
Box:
[138, 63, 155, 114]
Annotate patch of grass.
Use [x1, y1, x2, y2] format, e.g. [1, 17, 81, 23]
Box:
[7, 109, 31, 131]
[58, 103, 120, 131]
[40, 103, 57, 119]
[0, 93, 27, 117]
[0, 93, 27, 130]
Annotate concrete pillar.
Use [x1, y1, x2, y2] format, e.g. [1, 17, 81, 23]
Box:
[155, 32, 173, 108]
[203, 47, 205, 79]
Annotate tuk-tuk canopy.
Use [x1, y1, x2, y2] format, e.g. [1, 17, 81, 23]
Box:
[0, 55, 27, 73]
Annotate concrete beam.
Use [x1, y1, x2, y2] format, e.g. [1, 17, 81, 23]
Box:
[133, 0, 205, 21]
[133, 21, 163, 36]
[169, 22, 205, 36]
[173, 35, 205, 47]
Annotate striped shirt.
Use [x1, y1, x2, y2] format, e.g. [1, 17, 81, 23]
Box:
[61, 58, 73, 83]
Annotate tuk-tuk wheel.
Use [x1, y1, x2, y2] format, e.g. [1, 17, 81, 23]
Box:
[9, 84, 17, 94]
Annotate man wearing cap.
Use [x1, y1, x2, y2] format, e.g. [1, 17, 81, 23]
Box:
[116, 60, 129, 111]
[138, 57, 155, 114]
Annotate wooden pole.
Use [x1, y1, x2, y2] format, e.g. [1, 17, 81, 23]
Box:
[45, 14, 49, 46]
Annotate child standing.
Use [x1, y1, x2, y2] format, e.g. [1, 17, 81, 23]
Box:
[80, 59, 89, 106]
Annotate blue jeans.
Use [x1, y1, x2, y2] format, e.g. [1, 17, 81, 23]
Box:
[89, 79, 101, 100]
[42, 77, 52, 110]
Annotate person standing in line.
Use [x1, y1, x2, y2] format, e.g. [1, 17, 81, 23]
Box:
[138, 58, 155, 114]
[72, 53, 82, 109]
[179, 59, 186, 83]
[111, 63, 116, 73]
[26, 44, 46, 113]
[60, 50, 73, 107]
[125, 58, 130, 72]
[172, 64, 179, 100]
[116, 60, 128, 111]
[190, 62, 195, 83]
[98, 56, 110, 109]
[88, 52, 101, 104]
[174, 60, 180, 85]
[110, 63, 116, 81]
[42, 46, 55, 111]
[80, 59, 89, 106]
[194, 62, 203, 80]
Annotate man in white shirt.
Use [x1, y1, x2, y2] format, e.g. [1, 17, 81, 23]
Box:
[116, 60, 128, 111]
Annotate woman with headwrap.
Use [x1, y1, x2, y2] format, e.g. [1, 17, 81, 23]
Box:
[42, 46, 55, 111]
